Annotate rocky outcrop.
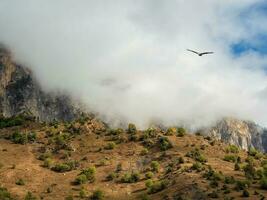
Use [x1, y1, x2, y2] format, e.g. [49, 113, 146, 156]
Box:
[0, 46, 82, 121]
[206, 118, 267, 152]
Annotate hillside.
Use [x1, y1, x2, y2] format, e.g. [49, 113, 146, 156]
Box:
[0, 117, 267, 200]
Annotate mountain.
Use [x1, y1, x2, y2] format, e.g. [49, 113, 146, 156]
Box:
[205, 118, 267, 152]
[0, 46, 82, 121]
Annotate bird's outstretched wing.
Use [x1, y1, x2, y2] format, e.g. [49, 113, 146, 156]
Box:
[187, 49, 200, 55]
[200, 52, 214, 55]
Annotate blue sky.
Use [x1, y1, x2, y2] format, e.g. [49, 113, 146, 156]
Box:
[232, 2, 267, 56]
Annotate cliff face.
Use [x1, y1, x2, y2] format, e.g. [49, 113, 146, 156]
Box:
[0, 47, 81, 121]
[206, 118, 267, 152]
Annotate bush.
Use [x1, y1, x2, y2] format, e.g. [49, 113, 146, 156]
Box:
[52, 163, 71, 172]
[75, 174, 88, 185]
[226, 145, 239, 154]
[91, 189, 104, 200]
[16, 178, 25, 186]
[165, 127, 177, 136]
[142, 128, 157, 139]
[242, 189, 250, 197]
[106, 172, 117, 181]
[127, 123, 137, 134]
[186, 148, 207, 163]
[0, 187, 12, 200]
[177, 127, 186, 137]
[121, 172, 140, 183]
[260, 176, 267, 189]
[140, 148, 149, 155]
[235, 180, 250, 191]
[24, 192, 37, 200]
[145, 172, 154, 179]
[234, 163, 241, 171]
[80, 167, 96, 183]
[191, 162, 204, 172]
[104, 142, 116, 150]
[11, 132, 28, 144]
[243, 161, 256, 180]
[158, 137, 173, 151]
[43, 158, 53, 169]
[224, 176, 235, 184]
[223, 155, 238, 163]
[151, 161, 160, 172]
[0, 116, 25, 129]
[177, 157, 185, 164]
[146, 180, 168, 194]
[248, 147, 258, 157]
[208, 191, 219, 198]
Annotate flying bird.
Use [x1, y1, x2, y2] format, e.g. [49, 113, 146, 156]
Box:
[187, 49, 214, 56]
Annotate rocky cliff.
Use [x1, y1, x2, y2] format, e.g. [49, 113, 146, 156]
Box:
[0, 46, 82, 121]
[206, 118, 267, 152]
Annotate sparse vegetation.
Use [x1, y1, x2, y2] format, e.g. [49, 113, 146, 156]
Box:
[16, 178, 25, 186]
[158, 137, 173, 151]
[176, 127, 186, 137]
[0, 187, 12, 200]
[223, 154, 238, 163]
[150, 161, 160, 172]
[121, 171, 141, 183]
[91, 189, 105, 200]
[146, 180, 168, 194]
[226, 145, 239, 153]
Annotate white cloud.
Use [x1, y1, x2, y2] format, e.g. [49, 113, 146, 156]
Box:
[0, 0, 267, 128]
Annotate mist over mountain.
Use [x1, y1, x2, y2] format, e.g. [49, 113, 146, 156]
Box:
[0, 1, 267, 128]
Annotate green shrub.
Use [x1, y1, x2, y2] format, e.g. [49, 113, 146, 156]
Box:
[177, 157, 185, 164]
[146, 180, 168, 194]
[260, 176, 267, 189]
[0, 187, 12, 200]
[186, 148, 207, 163]
[91, 189, 104, 200]
[158, 137, 173, 151]
[248, 147, 258, 157]
[226, 145, 239, 153]
[208, 191, 219, 198]
[38, 152, 52, 161]
[0, 116, 25, 129]
[65, 195, 73, 200]
[142, 128, 157, 139]
[177, 127, 186, 137]
[191, 162, 204, 172]
[16, 178, 25, 186]
[140, 148, 149, 155]
[235, 180, 250, 191]
[243, 160, 256, 180]
[121, 172, 140, 183]
[127, 123, 137, 134]
[106, 172, 117, 181]
[24, 192, 37, 200]
[52, 163, 71, 172]
[242, 189, 250, 197]
[79, 188, 86, 198]
[104, 142, 116, 150]
[75, 174, 88, 185]
[203, 167, 223, 181]
[145, 172, 154, 179]
[223, 155, 238, 163]
[165, 127, 177, 136]
[11, 132, 28, 144]
[150, 161, 160, 172]
[224, 176, 235, 184]
[234, 163, 241, 171]
[43, 158, 53, 169]
[80, 167, 96, 183]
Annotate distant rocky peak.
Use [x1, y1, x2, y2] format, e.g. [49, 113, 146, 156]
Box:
[0, 47, 83, 121]
[206, 117, 267, 152]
